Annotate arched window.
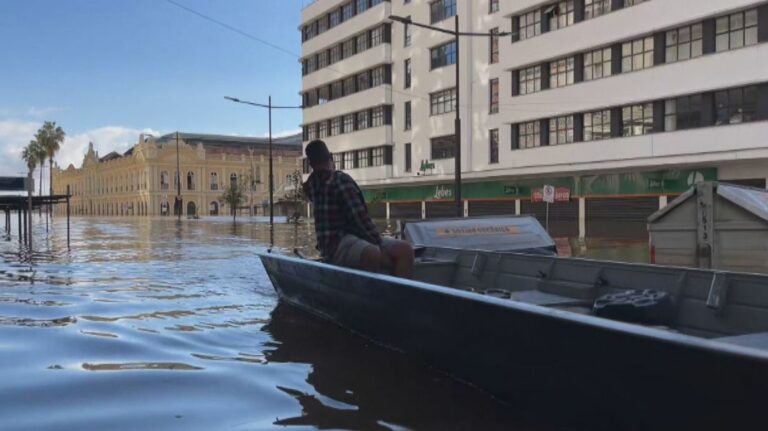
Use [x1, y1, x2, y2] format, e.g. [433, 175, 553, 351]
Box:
[230, 173, 238, 188]
[187, 171, 195, 190]
[160, 171, 169, 190]
[210, 172, 218, 190]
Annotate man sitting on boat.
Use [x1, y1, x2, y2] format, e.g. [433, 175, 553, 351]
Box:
[303, 140, 414, 278]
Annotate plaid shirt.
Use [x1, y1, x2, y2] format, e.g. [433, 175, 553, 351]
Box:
[303, 169, 382, 259]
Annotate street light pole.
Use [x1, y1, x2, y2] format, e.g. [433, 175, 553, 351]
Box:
[175, 131, 182, 221]
[223, 96, 303, 245]
[389, 14, 511, 218]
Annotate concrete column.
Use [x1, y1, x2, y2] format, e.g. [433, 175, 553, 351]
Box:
[386, 202, 391, 220]
[515, 199, 521, 215]
[421, 201, 426, 220]
[659, 195, 668, 209]
[579, 197, 586, 239]
[463, 200, 469, 218]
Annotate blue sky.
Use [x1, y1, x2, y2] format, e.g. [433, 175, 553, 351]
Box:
[0, 0, 309, 179]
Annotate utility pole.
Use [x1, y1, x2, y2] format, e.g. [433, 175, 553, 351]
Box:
[389, 15, 511, 218]
[175, 131, 182, 221]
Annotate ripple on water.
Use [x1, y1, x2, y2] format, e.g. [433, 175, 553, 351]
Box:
[0, 217, 545, 431]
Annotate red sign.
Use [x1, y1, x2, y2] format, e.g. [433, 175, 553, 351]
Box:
[532, 187, 571, 202]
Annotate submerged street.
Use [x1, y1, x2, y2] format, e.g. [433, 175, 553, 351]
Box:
[0, 217, 555, 430]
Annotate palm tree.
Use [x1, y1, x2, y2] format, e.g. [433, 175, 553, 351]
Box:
[221, 180, 246, 222]
[31, 135, 47, 197]
[22, 140, 42, 245]
[37, 121, 65, 198]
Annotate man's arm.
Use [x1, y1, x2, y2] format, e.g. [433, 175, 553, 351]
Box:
[336, 174, 382, 245]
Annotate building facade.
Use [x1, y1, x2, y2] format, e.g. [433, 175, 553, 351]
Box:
[52, 132, 302, 217]
[300, 0, 768, 238]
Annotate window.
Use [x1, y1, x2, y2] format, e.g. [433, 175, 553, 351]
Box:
[519, 10, 541, 40]
[357, 33, 368, 53]
[584, 110, 611, 141]
[357, 149, 370, 168]
[317, 51, 328, 69]
[187, 171, 195, 190]
[490, 28, 499, 64]
[318, 86, 330, 104]
[211, 172, 219, 190]
[372, 147, 385, 166]
[431, 40, 457, 69]
[583, 48, 612, 81]
[430, 87, 457, 115]
[405, 58, 411, 88]
[305, 56, 317, 74]
[331, 81, 343, 99]
[624, 0, 648, 5]
[431, 135, 456, 159]
[344, 114, 356, 133]
[344, 151, 355, 169]
[715, 86, 758, 125]
[666, 23, 703, 63]
[548, 1, 575, 31]
[716, 9, 758, 52]
[372, 107, 385, 127]
[490, 0, 499, 13]
[489, 78, 499, 114]
[665, 95, 702, 131]
[357, 0, 368, 14]
[330, 45, 342, 64]
[333, 152, 343, 170]
[371, 26, 384, 46]
[549, 115, 575, 145]
[489, 129, 499, 164]
[230, 173, 238, 188]
[331, 117, 342, 136]
[584, 0, 610, 20]
[160, 171, 169, 190]
[357, 70, 370, 91]
[430, 0, 457, 24]
[329, 9, 341, 28]
[319, 121, 328, 138]
[357, 110, 370, 130]
[519, 65, 541, 95]
[307, 124, 318, 141]
[404, 19, 412, 46]
[343, 39, 356, 58]
[404, 101, 412, 130]
[622, 103, 654, 136]
[549, 57, 575, 88]
[342, 2, 354, 21]
[343, 77, 356, 96]
[621, 36, 654, 72]
[405, 143, 412, 172]
[519, 121, 541, 148]
[371, 66, 386, 86]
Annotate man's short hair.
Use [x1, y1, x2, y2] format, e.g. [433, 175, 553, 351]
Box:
[305, 140, 332, 167]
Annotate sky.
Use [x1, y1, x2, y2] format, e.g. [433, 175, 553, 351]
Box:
[0, 0, 311, 188]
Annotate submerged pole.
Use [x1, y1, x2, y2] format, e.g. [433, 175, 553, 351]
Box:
[66, 185, 71, 250]
[27, 174, 33, 251]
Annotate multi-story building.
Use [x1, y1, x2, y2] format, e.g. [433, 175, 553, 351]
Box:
[300, 0, 768, 239]
[52, 132, 302, 217]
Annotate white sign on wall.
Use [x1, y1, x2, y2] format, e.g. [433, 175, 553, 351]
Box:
[543, 185, 555, 204]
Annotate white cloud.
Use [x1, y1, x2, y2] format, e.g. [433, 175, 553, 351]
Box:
[262, 128, 302, 139]
[26, 106, 65, 118]
[0, 120, 160, 193]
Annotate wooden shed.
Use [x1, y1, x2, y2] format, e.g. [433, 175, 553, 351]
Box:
[648, 182, 768, 273]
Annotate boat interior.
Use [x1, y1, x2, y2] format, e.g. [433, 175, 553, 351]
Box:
[413, 246, 768, 351]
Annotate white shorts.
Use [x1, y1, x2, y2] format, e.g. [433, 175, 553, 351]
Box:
[331, 234, 399, 269]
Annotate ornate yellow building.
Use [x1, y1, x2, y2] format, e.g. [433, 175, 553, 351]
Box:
[52, 132, 302, 217]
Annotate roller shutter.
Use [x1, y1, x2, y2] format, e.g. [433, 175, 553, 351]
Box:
[520, 199, 579, 237]
[469, 200, 517, 217]
[586, 197, 659, 240]
[367, 202, 386, 219]
[390, 202, 421, 220]
[425, 201, 458, 219]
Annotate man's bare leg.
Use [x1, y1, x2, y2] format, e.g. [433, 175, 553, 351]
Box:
[381, 240, 414, 279]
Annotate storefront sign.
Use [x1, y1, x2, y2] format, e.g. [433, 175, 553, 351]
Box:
[434, 185, 453, 200]
[532, 187, 571, 202]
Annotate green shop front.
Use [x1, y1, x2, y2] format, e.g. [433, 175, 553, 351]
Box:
[362, 168, 717, 240]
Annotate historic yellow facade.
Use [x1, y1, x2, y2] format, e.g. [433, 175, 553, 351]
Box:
[52, 132, 302, 217]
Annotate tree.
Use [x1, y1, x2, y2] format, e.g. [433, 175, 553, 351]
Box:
[32, 136, 47, 197]
[36, 121, 65, 198]
[22, 140, 42, 176]
[283, 170, 306, 224]
[220, 179, 246, 222]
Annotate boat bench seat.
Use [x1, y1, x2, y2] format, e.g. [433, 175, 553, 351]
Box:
[538, 279, 597, 301]
[716, 332, 768, 351]
[510, 289, 593, 307]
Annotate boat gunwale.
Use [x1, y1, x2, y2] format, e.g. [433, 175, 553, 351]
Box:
[259, 251, 768, 362]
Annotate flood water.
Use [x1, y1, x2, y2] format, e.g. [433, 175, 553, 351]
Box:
[0, 216, 575, 431]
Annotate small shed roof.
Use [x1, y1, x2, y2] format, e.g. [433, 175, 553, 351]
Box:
[648, 182, 768, 223]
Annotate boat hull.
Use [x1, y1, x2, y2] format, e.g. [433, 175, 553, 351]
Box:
[260, 253, 768, 429]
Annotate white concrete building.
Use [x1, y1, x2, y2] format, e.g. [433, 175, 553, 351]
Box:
[300, 0, 768, 238]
